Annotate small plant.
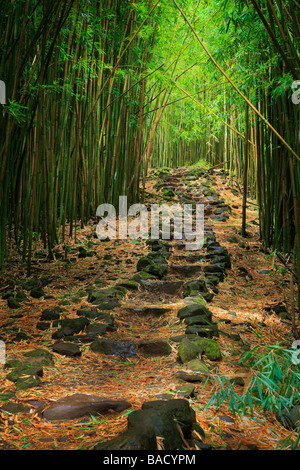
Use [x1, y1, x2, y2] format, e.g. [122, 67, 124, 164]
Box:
[204, 344, 300, 419]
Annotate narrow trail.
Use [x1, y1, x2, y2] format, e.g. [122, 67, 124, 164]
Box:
[0, 166, 296, 450]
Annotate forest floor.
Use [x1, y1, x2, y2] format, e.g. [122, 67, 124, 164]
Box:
[0, 166, 299, 452]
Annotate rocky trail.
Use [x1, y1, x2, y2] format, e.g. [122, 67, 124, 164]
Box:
[0, 166, 298, 451]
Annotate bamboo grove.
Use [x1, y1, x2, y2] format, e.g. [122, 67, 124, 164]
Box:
[0, 0, 159, 271]
[0, 0, 299, 306]
[148, 0, 300, 306]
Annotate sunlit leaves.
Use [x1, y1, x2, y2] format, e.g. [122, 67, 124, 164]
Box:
[205, 345, 300, 418]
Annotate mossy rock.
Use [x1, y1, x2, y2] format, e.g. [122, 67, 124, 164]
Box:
[201, 292, 214, 302]
[177, 336, 221, 363]
[15, 291, 27, 301]
[40, 308, 61, 321]
[185, 324, 219, 338]
[183, 280, 208, 297]
[30, 287, 44, 299]
[200, 338, 222, 360]
[0, 390, 15, 401]
[20, 277, 39, 291]
[183, 296, 207, 306]
[131, 272, 157, 282]
[2, 292, 14, 300]
[7, 298, 21, 309]
[141, 398, 196, 438]
[177, 304, 213, 321]
[15, 375, 41, 390]
[163, 189, 175, 198]
[6, 364, 43, 383]
[52, 317, 90, 335]
[278, 311, 291, 320]
[142, 264, 167, 279]
[184, 358, 212, 373]
[116, 280, 139, 290]
[94, 278, 109, 288]
[24, 348, 55, 366]
[87, 286, 127, 303]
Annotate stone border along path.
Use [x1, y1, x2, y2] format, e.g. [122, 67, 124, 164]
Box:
[0, 167, 258, 450]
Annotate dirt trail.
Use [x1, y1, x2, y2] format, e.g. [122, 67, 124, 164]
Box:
[0, 166, 296, 450]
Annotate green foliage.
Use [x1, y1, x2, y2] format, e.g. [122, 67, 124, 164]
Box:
[204, 344, 300, 419]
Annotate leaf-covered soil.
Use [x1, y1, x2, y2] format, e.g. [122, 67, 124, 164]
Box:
[0, 167, 298, 451]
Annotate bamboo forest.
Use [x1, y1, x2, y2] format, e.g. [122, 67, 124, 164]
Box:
[0, 0, 300, 454]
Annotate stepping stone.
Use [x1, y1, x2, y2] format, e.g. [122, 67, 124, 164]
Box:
[184, 358, 213, 374]
[6, 364, 43, 382]
[1, 402, 32, 414]
[170, 265, 202, 276]
[184, 315, 214, 327]
[177, 336, 221, 363]
[126, 399, 196, 450]
[116, 280, 139, 290]
[15, 375, 42, 391]
[183, 279, 208, 297]
[126, 306, 171, 316]
[177, 304, 213, 321]
[64, 334, 97, 344]
[85, 322, 111, 336]
[146, 239, 172, 252]
[185, 324, 219, 338]
[137, 340, 172, 357]
[176, 371, 206, 383]
[53, 316, 90, 333]
[206, 246, 229, 257]
[52, 342, 81, 357]
[24, 349, 55, 366]
[205, 275, 222, 286]
[204, 263, 226, 274]
[87, 286, 127, 303]
[0, 390, 15, 401]
[183, 295, 207, 306]
[36, 322, 50, 331]
[174, 384, 196, 398]
[90, 339, 136, 357]
[40, 307, 64, 321]
[136, 255, 168, 279]
[40, 394, 131, 421]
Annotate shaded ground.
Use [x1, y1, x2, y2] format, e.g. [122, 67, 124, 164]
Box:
[0, 166, 298, 450]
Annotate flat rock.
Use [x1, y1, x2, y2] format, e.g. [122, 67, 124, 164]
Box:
[177, 304, 213, 321]
[1, 402, 32, 414]
[90, 338, 136, 357]
[40, 308, 62, 321]
[40, 394, 131, 420]
[52, 341, 81, 357]
[137, 340, 172, 357]
[85, 322, 111, 336]
[176, 371, 206, 383]
[127, 306, 171, 316]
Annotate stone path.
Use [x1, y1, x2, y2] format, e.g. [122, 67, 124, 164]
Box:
[0, 166, 294, 450]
